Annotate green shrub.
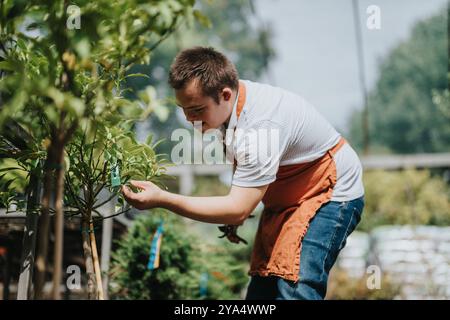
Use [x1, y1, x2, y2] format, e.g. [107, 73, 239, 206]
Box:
[109, 209, 248, 299]
[358, 169, 450, 232]
[326, 268, 400, 300]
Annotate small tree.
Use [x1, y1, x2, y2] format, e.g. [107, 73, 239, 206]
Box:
[0, 0, 208, 299]
[64, 115, 168, 299]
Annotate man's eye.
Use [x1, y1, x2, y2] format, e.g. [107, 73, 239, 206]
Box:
[192, 108, 204, 114]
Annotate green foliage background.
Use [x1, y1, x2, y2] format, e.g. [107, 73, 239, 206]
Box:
[349, 9, 449, 154]
[358, 169, 450, 232]
[123, 0, 274, 156]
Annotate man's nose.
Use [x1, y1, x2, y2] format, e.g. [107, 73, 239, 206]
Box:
[186, 118, 203, 130]
[185, 112, 200, 123]
[186, 114, 196, 122]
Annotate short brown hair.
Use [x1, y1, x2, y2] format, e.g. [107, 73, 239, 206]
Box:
[168, 47, 239, 103]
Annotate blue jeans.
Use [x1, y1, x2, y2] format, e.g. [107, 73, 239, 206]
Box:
[245, 196, 365, 300]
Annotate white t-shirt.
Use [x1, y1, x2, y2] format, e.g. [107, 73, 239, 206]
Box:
[225, 80, 364, 201]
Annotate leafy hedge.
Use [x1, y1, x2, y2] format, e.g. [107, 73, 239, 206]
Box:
[109, 209, 248, 299]
[358, 169, 450, 232]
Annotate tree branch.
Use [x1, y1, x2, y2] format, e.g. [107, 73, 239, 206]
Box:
[92, 193, 116, 210]
[92, 207, 130, 222]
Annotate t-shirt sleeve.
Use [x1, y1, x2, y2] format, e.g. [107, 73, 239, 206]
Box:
[232, 120, 286, 187]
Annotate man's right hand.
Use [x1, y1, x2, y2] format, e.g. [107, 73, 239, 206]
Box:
[121, 180, 164, 210]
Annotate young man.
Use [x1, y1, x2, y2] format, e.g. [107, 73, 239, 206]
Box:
[122, 46, 365, 300]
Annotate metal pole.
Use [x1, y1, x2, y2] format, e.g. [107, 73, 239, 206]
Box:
[352, 0, 370, 154]
[99, 191, 116, 300]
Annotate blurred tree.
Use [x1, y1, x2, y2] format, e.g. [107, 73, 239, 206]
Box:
[431, 4, 449, 122]
[349, 9, 449, 154]
[357, 169, 450, 232]
[124, 0, 275, 156]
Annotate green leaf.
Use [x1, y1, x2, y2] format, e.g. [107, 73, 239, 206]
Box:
[0, 167, 24, 173]
[153, 103, 169, 122]
[1, 177, 17, 191]
[0, 61, 14, 71]
[193, 9, 212, 28]
[145, 134, 154, 146]
[74, 38, 91, 59]
[125, 73, 150, 79]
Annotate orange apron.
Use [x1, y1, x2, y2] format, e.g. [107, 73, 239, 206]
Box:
[233, 81, 346, 282]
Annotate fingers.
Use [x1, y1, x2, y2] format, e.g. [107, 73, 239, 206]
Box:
[129, 180, 152, 190]
[121, 181, 149, 200]
[121, 185, 135, 200]
[121, 185, 145, 210]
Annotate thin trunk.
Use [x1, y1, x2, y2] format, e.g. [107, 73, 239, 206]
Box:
[81, 213, 97, 299]
[17, 170, 42, 300]
[51, 145, 65, 300]
[34, 151, 55, 299]
[90, 220, 104, 300]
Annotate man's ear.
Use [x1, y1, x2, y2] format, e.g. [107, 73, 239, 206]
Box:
[221, 87, 232, 101]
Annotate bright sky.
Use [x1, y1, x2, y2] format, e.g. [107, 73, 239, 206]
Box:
[256, 0, 448, 133]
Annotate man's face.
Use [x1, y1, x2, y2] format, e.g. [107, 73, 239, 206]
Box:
[175, 79, 233, 133]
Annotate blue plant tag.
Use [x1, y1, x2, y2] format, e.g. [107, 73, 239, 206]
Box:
[199, 272, 209, 298]
[110, 161, 121, 187]
[148, 222, 164, 270]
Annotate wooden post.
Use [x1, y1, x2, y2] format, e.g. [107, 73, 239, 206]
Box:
[90, 220, 104, 300]
[81, 215, 97, 299]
